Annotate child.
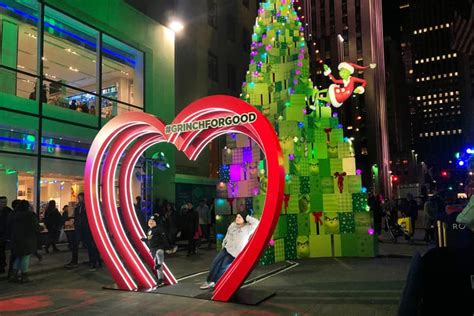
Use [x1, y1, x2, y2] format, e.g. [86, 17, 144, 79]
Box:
[143, 213, 169, 286]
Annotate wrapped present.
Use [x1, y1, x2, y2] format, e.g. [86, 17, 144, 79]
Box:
[346, 175, 362, 194]
[329, 128, 343, 145]
[342, 157, 356, 175]
[319, 159, 331, 177]
[286, 214, 298, 237]
[299, 176, 310, 194]
[310, 211, 325, 235]
[225, 134, 237, 148]
[329, 117, 339, 128]
[330, 158, 343, 175]
[296, 235, 310, 259]
[259, 244, 275, 265]
[333, 234, 342, 257]
[340, 234, 359, 257]
[357, 234, 377, 257]
[273, 215, 288, 239]
[354, 212, 372, 234]
[339, 212, 356, 234]
[274, 238, 286, 262]
[323, 193, 338, 212]
[336, 193, 353, 212]
[338, 142, 354, 158]
[309, 234, 332, 257]
[321, 177, 335, 194]
[323, 212, 340, 234]
[279, 121, 299, 135]
[310, 193, 323, 211]
[297, 213, 311, 235]
[327, 144, 338, 158]
[316, 143, 328, 159]
[352, 193, 369, 212]
[222, 148, 233, 164]
[229, 164, 244, 181]
[284, 237, 298, 260]
[314, 129, 327, 144]
[284, 104, 305, 121]
[280, 138, 295, 155]
[320, 106, 332, 118]
[287, 197, 300, 214]
[297, 158, 310, 176]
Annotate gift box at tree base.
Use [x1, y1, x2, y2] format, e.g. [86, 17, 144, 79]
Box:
[214, 0, 377, 265]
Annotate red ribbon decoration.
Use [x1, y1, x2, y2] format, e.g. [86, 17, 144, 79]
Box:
[324, 128, 332, 143]
[312, 211, 323, 225]
[334, 172, 347, 193]
[283, 194, 291, 211]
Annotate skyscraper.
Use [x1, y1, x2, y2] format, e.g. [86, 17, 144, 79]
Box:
[402, 0, 470, 169]
[296, 0, 390, 196]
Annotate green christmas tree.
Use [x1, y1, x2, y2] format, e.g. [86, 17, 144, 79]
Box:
[215, 0, 377, 265]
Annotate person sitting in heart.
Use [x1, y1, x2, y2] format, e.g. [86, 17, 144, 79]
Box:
[200, 208, 259, 290]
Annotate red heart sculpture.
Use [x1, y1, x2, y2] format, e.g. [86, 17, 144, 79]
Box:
[84, 95, 284, 302]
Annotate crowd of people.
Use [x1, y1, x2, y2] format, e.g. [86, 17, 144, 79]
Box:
[369, 190, 463, 243]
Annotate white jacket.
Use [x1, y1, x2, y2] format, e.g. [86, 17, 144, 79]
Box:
[222, 215, 260, 258]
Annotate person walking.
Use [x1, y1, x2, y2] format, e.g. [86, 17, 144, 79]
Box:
[423, 197, 438, 243]
[44, 200, 62, 253]
[0, 196, 13, 274]
[142, 213, 169, 286]
[368, 192, 383, 238]
[200, 209, 260, 290]
[407, 193, 419, 242]
[182, 201, 199, 256]
[65, 193, 101, 270]
[196, 199, 211, 249]
[8, 200, 39, 283]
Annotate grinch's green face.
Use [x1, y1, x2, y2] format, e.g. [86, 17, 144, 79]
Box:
[324, 214, 340, 233]
[339, 68, 351, 80]
[309, 162, 319, 175]
[298, 195, 309, 213]
[260, 176, 267, 193]
[296, 236, 310, 259]
[328, 145, 338, 158]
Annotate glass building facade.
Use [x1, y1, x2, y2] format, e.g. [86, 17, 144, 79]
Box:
[0, 0, 175, 221]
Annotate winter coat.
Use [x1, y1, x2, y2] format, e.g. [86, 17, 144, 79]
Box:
[146, 220, 170, 250]
[73, 202, 89, 231]
[44, 207, 62, 232]
[182, 208, 199, 240]
[0, 206, 12, 240]
[9, 210, 39, 256]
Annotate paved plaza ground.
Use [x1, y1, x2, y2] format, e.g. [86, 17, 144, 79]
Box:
[0, 231, 432, 315]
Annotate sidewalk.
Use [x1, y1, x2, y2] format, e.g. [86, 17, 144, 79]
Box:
[0, 244, 87, 281]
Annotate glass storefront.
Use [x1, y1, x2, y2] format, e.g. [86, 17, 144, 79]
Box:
[0, 0, 147, 218]
[0, 0, 144, 122]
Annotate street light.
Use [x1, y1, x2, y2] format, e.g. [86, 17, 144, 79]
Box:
[169, 20, 184, 33]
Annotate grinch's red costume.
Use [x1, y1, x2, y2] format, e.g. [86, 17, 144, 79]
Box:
[323, 62, 372, 108]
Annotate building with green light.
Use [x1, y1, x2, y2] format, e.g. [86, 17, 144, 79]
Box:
[0, 0, 175, 215]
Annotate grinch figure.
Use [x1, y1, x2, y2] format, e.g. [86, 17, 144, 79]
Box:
[309, 62, 376, 109]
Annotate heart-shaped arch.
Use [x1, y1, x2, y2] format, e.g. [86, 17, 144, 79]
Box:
[84, 95, 284, 302]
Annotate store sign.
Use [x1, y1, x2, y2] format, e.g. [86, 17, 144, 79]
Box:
[84, 95, 284, 302]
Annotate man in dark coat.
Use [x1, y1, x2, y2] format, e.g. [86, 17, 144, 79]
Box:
[65, 193, 101, 270]
[0, 196, 13, 274]
[183, 201, 199, 256]
[8, 200, 38, 282]
[44, 200, 62, 252]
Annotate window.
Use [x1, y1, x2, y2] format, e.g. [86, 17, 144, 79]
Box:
[101, 34, 144, 110]
[208, 52, 218, 82]
[0, 0, 39, 98]
[227, 64, 236, 91]
[227, 15, 236, 42]
[208, 0, 217, 28]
